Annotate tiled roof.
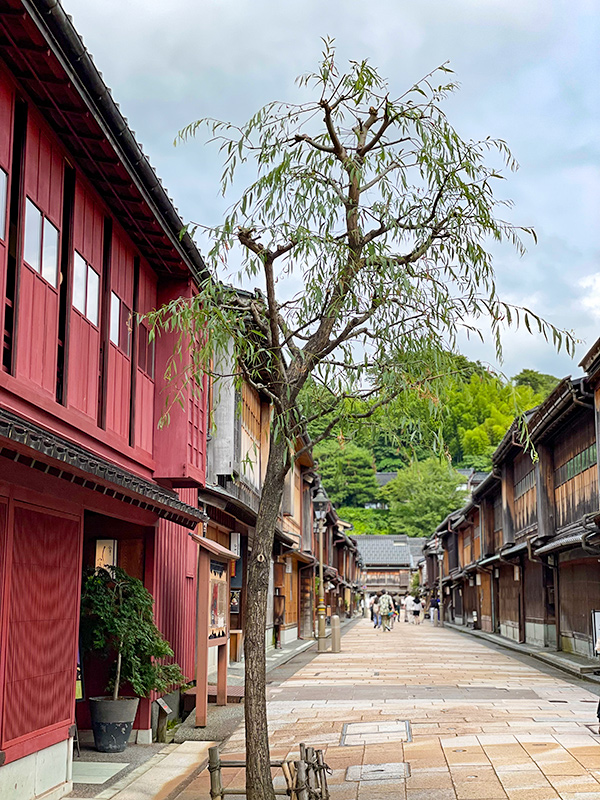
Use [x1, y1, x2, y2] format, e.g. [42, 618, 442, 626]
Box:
[375, 472, 397, 487]
[353, 535, 413, 567]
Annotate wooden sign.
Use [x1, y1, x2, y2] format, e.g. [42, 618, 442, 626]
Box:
[209, 559, 228, 640]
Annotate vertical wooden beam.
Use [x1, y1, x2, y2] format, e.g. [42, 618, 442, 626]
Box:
[195, 549, 210, 727]
[536, 442, 555, 540]
[501, 462, 515, 544]
[216, 642, 227, 706]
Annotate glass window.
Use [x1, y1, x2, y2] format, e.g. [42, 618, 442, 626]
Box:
[0, 168, 7, 241]
[41, 219, 59, 287]
[24, 198, 42, 272]
[110, 292, 120, 345]
[87, 268, 100, 327]
[72, 252, 86, 314]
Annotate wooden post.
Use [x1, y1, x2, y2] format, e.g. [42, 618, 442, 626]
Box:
[501, 462, 515, 545]
[217, 641, 228, 706]
[208, 746, 223, 800]
[196, 549, 210, 727]
[316, 750, 329, 800]
[536, 442, 555, 540]
[295, 760, 309, 800]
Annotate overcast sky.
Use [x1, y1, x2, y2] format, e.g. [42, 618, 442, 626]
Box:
[63, 0, 599, 380]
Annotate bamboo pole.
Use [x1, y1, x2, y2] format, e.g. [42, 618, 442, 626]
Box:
[208, 746, 223, 800]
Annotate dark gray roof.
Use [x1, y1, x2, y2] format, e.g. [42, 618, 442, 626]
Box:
[353, 535, 413, 567]
[375, 472, 397, 487]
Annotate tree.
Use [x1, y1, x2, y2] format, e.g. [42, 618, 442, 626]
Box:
[335, 506, 392, 535]
[384, 457, 467, 537]
[314, 440, 380, 507]
[149, 43, 573, 799]
[513, 368, 559, 399]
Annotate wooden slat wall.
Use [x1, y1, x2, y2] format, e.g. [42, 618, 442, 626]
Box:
[553, 414, 597, 529]
[68, 178, 103, 418]
[17, 111, 63, 396]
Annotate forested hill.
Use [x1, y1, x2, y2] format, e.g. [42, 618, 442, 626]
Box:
[310, 366, 559, 538]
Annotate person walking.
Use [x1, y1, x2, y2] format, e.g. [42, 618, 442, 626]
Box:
[372, 594, 381, 629]
[379, 590, 393, 632]
[405, 593, 414, 622]
[412, 595, 423, 625]
[429, 596, 439, 626]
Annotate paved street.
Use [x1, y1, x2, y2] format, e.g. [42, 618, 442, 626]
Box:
[182, 619, 600, 799]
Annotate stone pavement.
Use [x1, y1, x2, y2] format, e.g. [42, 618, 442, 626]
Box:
[178, 618, 600, 800]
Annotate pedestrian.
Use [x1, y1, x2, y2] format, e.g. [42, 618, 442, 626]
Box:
[372, 594, 381, 629]
[412, 595, 423, 625]
[429, 596, 439, 626]
[368, 593, 376, 622]
[379, 590, 393, 632]
[405, 593, 414, 622]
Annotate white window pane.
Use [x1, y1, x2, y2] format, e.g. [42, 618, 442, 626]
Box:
[42, 218, 59, 287]
[110, 291, 120, 344]
[72, 252, 86, 314]
[0, 168, 7, 241]
[87, 268, 100, 326]
[24, 198, 42, 272]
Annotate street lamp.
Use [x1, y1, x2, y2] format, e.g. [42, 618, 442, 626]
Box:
[437, 546, 444, 628]
[313, 485, 329, 653]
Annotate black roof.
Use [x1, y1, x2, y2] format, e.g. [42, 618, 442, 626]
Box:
[353, 535, 414, 567]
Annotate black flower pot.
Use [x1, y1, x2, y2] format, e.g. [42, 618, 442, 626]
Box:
[89, 696, 140, 753]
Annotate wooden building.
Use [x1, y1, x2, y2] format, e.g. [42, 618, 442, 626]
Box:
[353, 535, 415, 596]
[426, 352, 600, 663]
[0, 4, 214, 798]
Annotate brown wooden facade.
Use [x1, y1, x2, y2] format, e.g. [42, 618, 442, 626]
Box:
[425, 347, 600, 661]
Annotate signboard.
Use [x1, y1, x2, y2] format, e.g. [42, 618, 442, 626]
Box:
[591, 610, 600, 657]
[209, 559, 228, 640]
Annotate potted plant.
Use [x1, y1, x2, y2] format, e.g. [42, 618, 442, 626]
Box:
[80, 566, 186, 752]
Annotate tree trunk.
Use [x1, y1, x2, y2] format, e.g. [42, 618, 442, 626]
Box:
[244, 433, 289, 800]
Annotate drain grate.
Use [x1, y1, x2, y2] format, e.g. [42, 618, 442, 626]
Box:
[346, 762, 411, 782]
[340, 720, 411, 746]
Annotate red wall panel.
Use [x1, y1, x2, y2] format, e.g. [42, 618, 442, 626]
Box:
[16, 112, 63, 395]
[17, 265, 59, 394]
[2, 505, 81, 747]
[134, 261, 157, 453]
[67, 179, 103, 418]
[106, 345, 130, 440]
[105, 228, 134, 441]
[24, 112, 63, 228]
[152, 488, 198, 683]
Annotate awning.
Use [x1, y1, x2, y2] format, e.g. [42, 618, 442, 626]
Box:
[499, 541, 529, 559]
[189, 532, 239, 561]
[477, 554, 500, 567]
[534, 533, 583, 556]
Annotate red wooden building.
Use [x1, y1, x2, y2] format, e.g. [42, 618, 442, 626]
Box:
[0, 3, 210, 799]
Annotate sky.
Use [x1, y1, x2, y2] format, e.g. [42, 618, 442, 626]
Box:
[62, 0, 600, 380]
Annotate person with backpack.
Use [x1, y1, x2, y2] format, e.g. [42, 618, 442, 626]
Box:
[379, 590, 394, 632]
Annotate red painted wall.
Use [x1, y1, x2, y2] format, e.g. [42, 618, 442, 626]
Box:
[153, 488, 199, 682]
[67, 177, 104, 419]
[16, 111, 63, 396]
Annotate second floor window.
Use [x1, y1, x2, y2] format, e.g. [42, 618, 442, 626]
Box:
[110, 291, 131, 356]
[23, 198, 59, 288]
[72, 252, 100, 326]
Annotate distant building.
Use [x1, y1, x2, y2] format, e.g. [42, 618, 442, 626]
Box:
[354, 534, 422, 594]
